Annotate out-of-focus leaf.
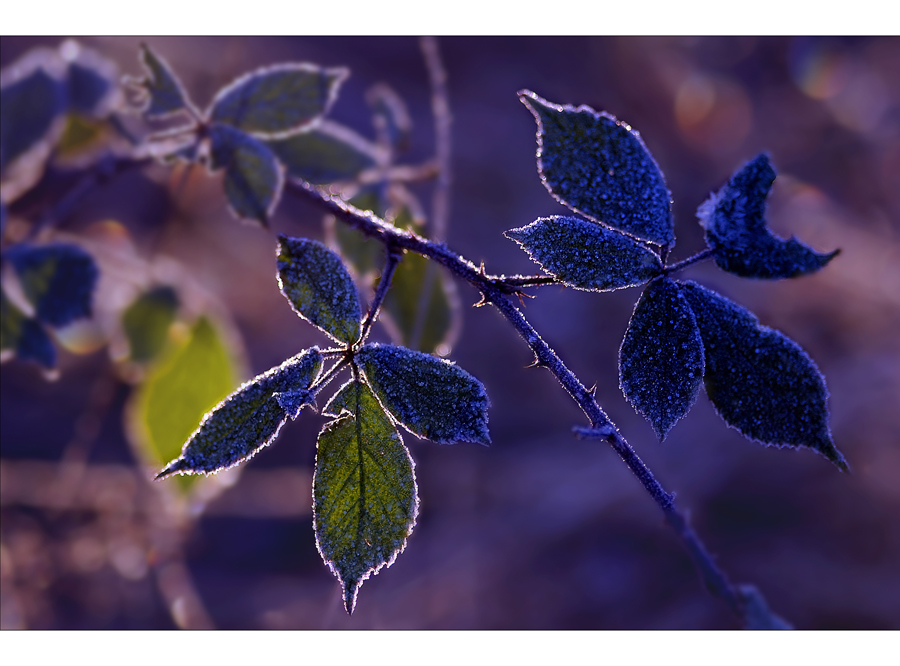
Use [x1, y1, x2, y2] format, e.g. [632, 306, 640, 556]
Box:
[131, 317, 238, 480]
[208, 124, 284, 226]
[276, 234, 361, 345]
[156, 346, 321, 478]
[380, 252, 458, 354]
[357, 343, 490, 444]
[55, 114, 110, 161]
[0, 67, 65, 172]
[66, 62, 110, 116]
[505, 216, 662, 291]
[680, 281, 847, 471]
[315, 379, 417, 614]
[59, 40, 119, 117]
[519, 90, 674, 246]
[268, 121, 379, 184]
[208, 63, 348, 138]
[1, 290, 56, 369]
[619, 278, 704, 440]
[329, 186, 390, 279]
[698, 154, 838, 279]
[121, 285, 179, 363]
[5, 242, 98, 328]
[367, 83, 412, 152]
[132, 43, 192, 120]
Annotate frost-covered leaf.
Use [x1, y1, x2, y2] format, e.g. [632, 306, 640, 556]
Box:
[276, 234, 361, 345]
[505, 216, 662, 291]
[131, 317, 239, 479]
[680, 281, 847, 471]
[156, 344, 322, 479]
[208, 63, 347, 138]
[122, 285, 179, 363]
[367, 83, 412, 152]
[0, 67, 65, 172]
[268, 120, 379, 184]
[208, 124, 284, 226]
[131, 43, 192, 120]
[357, 343, 490, 444]
[1, 290, 56, 369]
[315, 379, 417, 614]
[519, 90, 674, 246]
[619, 278, 704, 440]
[65, 58, 113, 116]
[5, 242, 98, 328]
[698, 154, 838, 279]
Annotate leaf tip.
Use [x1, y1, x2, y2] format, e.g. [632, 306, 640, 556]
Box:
[155, 458, 188, 480]
[343, 580, 360, 615]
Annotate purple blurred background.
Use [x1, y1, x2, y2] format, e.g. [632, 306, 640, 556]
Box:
[1, 36, 899, 629]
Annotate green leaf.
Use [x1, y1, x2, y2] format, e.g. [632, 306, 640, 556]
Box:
[519, 90, 674, 246]
[208, 63, 348, 138]
[679, 281, 847, 471]
[1, 290, 56, 369]
[5, 242, 98, 328]
[132, 43, 192, 120]
[130, 317, 239, 478]
[208, 124, 284, 226]
[698, 154, 838, 279]
[121, 286, 179, 363]
[276, 234, 361, 344]
[505, 216, 662, 291]
[619, 278, 704, 440]
[315, 379, 417, 614]
[156, 345, 322, 478]
[357, 343, 490, 444]
[380, 252, 458, 354]
[268, 121, 379, 185]
[0, 66, 65, 172]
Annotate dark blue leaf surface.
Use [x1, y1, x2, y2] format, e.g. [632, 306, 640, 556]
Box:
[698, 154, 838, 279]
[208, 124, 284, 226]
[209, 63, 347, 138]
[519, 90, 674, 246]
[680, 281, 847, 471]
[1, 290, 56, 369]
[133, 43, 192, 120]
[0, 67, 65, 171]
[506, 216, 662, 291]
[66, 62, 111, 115]
[619, 278, 704, 440]
[5, 243, 98, 328]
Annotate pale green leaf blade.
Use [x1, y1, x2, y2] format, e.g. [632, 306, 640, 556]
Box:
[276, 234, 361, 344]
[314, 380, 417, 614]
[121, 285, 179, 363]
[357, 343, 490, 444]
[619, 278, 704, 439]
[156, 345, 322, 478]
[505, 216, 662, 291]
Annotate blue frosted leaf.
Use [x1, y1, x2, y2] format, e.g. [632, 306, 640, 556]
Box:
[1, 290, 56, 369]
[5, 243, 98, 328]
[315, 379, 418, 614]
[519, 90, 674, 246]
[0, 67, 65, 172]
[698, 154, 838, 279]
[357, 343, 490, 445]
[133, 43, 192, 120]
[208, 63, 348, 138]
[268, 123, 378, 184]
[66, 62, 110, 116]
[208, 124, 284, 226]
[619, 278, 704, 440]
[156, 347, 322, 478]
[505, 216, 662, 291]
[679, 281, 847, 471]
[276, 235, 361, 345]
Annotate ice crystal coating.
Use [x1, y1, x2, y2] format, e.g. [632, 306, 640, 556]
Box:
[619, 278, 704, 439]
[5, 242, 98, 328]
[208, 124, 284, 226]
[698, 154, 838, 279]
[679, 281, 847, 471]
[357, 343, 490, 444]
[519, 90, 674, 246]
[315, 379, 418, 614]
[132, 43, 192, 120]
[1, 290, 56, 369]
[208, 63, 347, 139]
[276, 235, 361, 345]
[506, 216, 662, 291]
[156, 347, 322, 478]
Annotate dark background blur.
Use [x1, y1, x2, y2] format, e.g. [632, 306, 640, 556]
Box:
[1, 36, 898, 630]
